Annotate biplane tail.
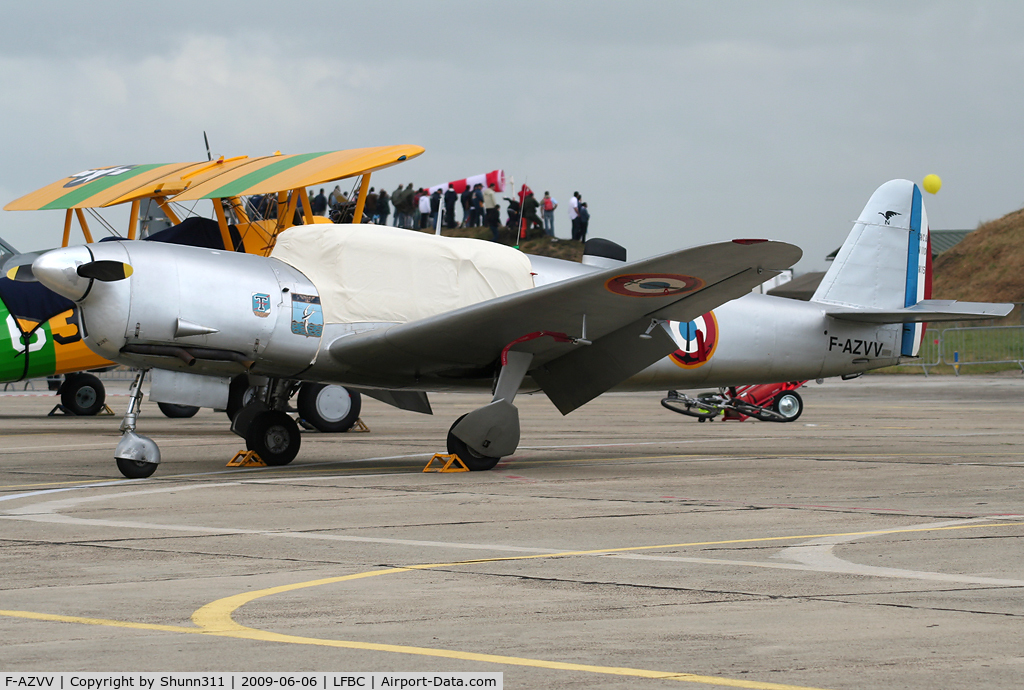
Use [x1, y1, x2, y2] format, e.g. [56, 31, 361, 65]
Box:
[811, 179, 932, 356]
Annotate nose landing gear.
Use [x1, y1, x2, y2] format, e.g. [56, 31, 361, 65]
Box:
[114, 370, 160, 478]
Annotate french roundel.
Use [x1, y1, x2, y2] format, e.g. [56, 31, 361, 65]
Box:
[668, 312, 718, 369]
[605, 273, 704, 297]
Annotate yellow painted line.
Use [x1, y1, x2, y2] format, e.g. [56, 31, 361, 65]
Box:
[5, 523, 1021, 688]
[0, 609, 198, 635]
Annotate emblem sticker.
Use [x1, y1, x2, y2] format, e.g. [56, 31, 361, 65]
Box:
[291, 293, 323, 337]
[252, 293, 271, 318]
[668, 311, 718, 369]
[606, 273, 704, 297]
[63, 165, 139, 188]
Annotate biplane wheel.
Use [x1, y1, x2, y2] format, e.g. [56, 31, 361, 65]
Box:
[116, 458, 158, 479]
[245, 410, 300, 466]
[60, 373, 105, 416]
[772, 391, 803, 422]
[157, 402, 200, 418]
[296, 383, 361, 433]
[446, 415, 501, 471]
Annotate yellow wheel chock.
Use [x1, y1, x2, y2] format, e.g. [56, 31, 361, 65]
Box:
[347, 418, 370, 433]
[423, 453, 469, 473]
[227, 450, 267, 467]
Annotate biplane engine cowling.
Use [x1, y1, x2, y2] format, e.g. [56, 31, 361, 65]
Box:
[32, 241, 323, 379]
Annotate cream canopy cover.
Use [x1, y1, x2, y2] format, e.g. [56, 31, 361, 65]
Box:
[271, 224, 535, 325]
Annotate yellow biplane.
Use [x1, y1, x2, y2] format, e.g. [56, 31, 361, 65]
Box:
[2, 145, 423, 415]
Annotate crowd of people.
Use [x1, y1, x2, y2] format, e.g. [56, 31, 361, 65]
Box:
[302, 183, 591, 244]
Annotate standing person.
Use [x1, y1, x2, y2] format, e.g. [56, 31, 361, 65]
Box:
[470, 183, 484, 227]
[443, 184, 458, 229]
[578, 202, 590, 242]
[415, 188, 429, 229]
[376, 188, 390, 227]
[541, 191, 558, 238]
[460, 184, 472, 227]
[521, 191, 543, 238]
[569, 191, 581, 241]
[402, 183, 415, 228]
[365, 187, 378, 223]
[483, 183, 501, 242]
[391, 184, 406, 227]
[429, 188, 442, 229]
[311, 188, 328, 216]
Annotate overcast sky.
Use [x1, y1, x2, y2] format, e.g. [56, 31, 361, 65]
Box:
[2, 1, 1023, 272]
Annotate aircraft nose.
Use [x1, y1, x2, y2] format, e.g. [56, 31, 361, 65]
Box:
[32, 246, 94, 301]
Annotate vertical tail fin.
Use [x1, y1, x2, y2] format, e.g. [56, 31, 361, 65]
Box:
[812, 179, 931, 355]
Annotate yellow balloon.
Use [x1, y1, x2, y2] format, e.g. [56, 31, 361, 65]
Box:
[923, 174, 942, 194]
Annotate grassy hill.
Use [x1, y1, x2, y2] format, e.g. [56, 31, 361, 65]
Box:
[933, 207, 1024, 303]
[415, 225, 585, 262]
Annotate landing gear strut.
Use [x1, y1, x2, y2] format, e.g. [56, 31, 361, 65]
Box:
[114, 369, 160, 478]
[446, 350, 533, 471]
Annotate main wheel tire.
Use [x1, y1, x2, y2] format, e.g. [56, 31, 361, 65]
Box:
[446, 414, 501, 471]
[245, 410, 301, 466]
[60, 373, 105, 416]
[116, 458, 158, 479]
[157, 402, 200, 418]
[226, 374, 258, 421]
[296, 383, 361, 433]
[772, 391, 803, 422]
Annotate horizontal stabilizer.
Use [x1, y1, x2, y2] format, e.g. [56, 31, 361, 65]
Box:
[352, 388, 432, 415]
[826, 300, 1013, 323]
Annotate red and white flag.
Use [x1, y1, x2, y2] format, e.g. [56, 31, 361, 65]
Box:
[428, 170, 506, 195]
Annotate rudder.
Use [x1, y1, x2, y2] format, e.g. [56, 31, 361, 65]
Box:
[812, 179, 931, 356]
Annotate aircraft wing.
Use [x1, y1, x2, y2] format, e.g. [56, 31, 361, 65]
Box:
[825, 300, 1013, 323]
[326, 239, 801, 414]
[171, 146, 424, 201]
[4, 146, 425, 211]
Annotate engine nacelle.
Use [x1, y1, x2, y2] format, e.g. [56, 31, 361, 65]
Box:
[34, 241, 323, 378]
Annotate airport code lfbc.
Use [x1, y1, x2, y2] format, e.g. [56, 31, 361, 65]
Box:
[2, 677, 500, 690]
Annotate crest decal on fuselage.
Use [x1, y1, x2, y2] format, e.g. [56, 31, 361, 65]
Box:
[290, 293, 323, 337]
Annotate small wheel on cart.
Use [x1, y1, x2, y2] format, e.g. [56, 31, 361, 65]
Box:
[772, 391, 803, 422]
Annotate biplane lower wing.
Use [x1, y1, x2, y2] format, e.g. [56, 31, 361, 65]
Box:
[326, 240, 802, 411]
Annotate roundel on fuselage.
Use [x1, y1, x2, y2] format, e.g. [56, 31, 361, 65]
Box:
[668, 311, 718, 369]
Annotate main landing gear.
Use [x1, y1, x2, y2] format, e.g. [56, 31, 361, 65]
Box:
[445, 350, 534, 471]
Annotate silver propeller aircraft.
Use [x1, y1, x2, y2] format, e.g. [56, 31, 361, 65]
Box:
[23, 178, 1010, 478]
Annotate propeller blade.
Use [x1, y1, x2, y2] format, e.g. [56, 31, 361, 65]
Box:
[5, 263, 36, 282]
[76, 260, 134, 282]
[3, 251, 44, 282]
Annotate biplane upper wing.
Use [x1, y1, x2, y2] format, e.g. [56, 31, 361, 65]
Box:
[4, 162, 202, 211]
[4, 145, 425, 211]
[326, 239, 801, 414]
[170, 146, 425, 201]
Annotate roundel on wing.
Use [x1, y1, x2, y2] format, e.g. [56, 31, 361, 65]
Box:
[668, 311, 718, 369]
[605, 273, 704, 297]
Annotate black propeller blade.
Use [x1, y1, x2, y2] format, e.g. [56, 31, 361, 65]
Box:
[76, 260, 134, 282]
[5, 263, 36, 282]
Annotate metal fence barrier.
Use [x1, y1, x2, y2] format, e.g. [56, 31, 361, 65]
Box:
[938, 325, 1024, 374]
